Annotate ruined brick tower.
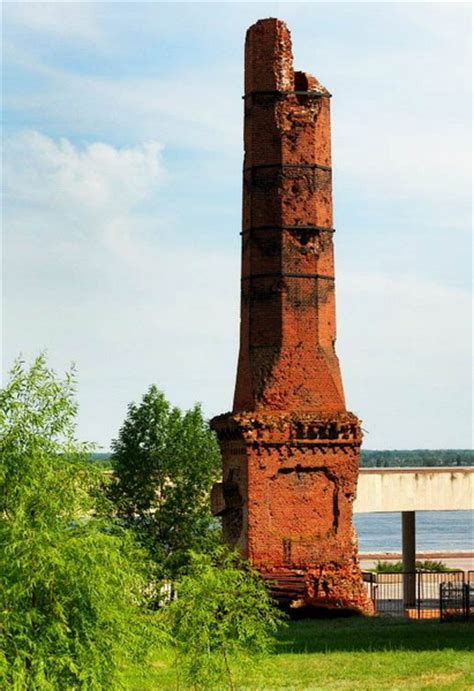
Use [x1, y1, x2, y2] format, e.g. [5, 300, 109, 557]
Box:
[211, 18, 371, 614]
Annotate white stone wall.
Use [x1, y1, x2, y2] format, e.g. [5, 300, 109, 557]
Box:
[353, 467, 474, 513]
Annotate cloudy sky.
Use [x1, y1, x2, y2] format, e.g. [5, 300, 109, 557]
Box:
[2, 2, 472, 450]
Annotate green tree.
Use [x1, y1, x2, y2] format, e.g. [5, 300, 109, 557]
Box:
[110, 385, 221, 579]
[162, 548, 284, 690]
[0, 355, 160, 689]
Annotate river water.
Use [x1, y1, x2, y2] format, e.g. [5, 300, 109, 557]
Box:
[354, 510, 473, 552]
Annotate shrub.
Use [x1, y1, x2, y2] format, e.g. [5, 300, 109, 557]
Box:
[373, 560, 450, 573]
[109, 385, 221, 579]
[161, 547, 285, 689]
[0, 355, 161, 689]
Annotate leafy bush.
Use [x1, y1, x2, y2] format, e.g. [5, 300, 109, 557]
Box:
[161, 548, 285, 689]
[416, 560, 451, 572]
[373, 560, 450, 573]
[0, 355, 161, 689]
[109, 385, 221, 579]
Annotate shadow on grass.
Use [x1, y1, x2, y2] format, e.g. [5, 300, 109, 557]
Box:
[275, 616, 474, 654]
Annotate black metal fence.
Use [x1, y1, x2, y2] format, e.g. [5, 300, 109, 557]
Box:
[469, 571, 474, 620]
[362, 570, 468, 620]
[439, 582, 470, 621]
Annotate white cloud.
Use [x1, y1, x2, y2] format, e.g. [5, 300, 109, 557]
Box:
[4, 6, 470, 210]
[333, 112, 470, 211]
[2, 130, 239, 445]
[4, 2, 102, 42]
[3, 65, 241, 155]
[337, 271, 472, 449]
[4, 131, 164, 215]
[3, 130, 471, 449]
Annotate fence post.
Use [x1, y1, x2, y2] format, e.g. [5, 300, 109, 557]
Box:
[417, 571, 421, 619]
[402, 511, 416, 607]
[440, 582, 444, 622]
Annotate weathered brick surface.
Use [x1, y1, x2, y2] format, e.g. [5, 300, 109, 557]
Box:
[211, 18, 372, 614]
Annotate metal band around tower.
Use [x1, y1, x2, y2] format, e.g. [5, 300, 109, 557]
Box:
[244, 163, 332, 173]
[243, 89, 331, 100]
[242, 272, 335, 281]
[241, 224, 335, 235]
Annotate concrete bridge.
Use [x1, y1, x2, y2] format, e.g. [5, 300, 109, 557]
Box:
[354, 466, 473, 514]
[354, 466, 473, 603]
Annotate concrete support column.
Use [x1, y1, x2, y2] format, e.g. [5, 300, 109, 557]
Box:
[402, 511, 416, 607]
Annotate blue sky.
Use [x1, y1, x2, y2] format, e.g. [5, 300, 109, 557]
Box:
[2, 2, 472, 450]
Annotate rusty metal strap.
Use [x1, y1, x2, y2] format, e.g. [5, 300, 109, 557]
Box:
[242, 272, 335, 281]
[241, 224, 335, 235]
[242, 90, 331, 100]
[244, 163, 332, 173]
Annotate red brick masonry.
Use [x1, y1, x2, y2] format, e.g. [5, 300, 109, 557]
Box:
[211, 18, 372, 614]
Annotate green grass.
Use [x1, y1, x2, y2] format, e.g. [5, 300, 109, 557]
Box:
[121, 616, 473, 689]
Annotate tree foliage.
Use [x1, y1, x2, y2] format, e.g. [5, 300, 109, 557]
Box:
[0, 355, 159, 689]
[109, 385, 221, 577]
[162, 548, 285, 689]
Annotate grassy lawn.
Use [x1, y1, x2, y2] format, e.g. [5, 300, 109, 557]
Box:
[121, 616, 473, 690]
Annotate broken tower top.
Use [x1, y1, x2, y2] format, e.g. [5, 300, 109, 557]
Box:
[245, 18, 329, 96]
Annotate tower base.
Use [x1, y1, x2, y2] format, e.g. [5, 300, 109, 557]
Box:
[211, 411, 373, 615]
